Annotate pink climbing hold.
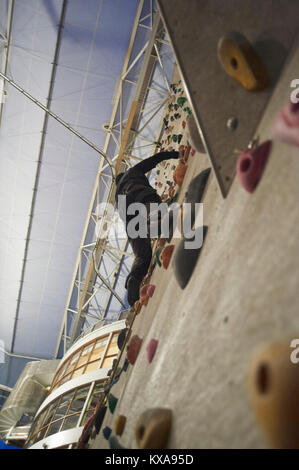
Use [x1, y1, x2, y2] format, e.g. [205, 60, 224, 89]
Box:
[236, 140, 272, 193]
[147, 285, 156, 297]
[272, 99, 299, 147]
[146, 339, 158, 363]
[190, 148, 196, 156]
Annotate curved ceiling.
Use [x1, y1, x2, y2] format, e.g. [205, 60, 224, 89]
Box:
[0, 0, 139, 363]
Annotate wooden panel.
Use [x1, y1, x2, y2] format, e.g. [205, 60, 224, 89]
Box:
[157, 0, 299, 196]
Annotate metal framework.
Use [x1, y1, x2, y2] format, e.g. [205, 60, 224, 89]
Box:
[23, 0, 175, 358]
[0, 0, 174, 360]
[54, 0, 177, 357]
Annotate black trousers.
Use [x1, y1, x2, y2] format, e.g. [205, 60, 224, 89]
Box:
[125, 191, 162, 287]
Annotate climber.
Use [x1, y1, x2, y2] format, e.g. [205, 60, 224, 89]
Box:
[115, 150, 179, 306]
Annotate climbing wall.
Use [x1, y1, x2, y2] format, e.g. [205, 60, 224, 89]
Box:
[157, 0, 299, 196]
[154, 73, 195, 203]
[84, 6, 299, 451]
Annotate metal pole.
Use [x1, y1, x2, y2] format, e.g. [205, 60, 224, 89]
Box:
[0, 70, 115, 177]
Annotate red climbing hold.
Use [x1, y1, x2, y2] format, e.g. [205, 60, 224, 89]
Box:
[182, 121, 186, 129]
[147, 339, 158, 363]
[160, 245, 175, 270]
[236, 140, 272, 193]
[147, 285, 156, 297]
[127, 335, 143, 365]
[272, 100, 299, 147]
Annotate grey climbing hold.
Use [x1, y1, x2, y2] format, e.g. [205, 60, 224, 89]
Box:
[173, 226, 208, 289]
[184, 168, 211, 227]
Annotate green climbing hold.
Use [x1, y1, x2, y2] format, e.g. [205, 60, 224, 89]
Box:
[172, 165, 176, 171]
[172, 135, 178, 143]
[177, 97, 186, 108]
[167, 193, 178, 205]
[155, 247, 163, 267]
[108, 393, 118, 414]
[157, 170, 160, 175]
[184, 107, 192, 116]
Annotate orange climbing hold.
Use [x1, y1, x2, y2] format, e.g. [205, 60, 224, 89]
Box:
[160, 245, 175, 270]
[139, 284, 149, 306]
[173, 162, 187, 187]
[134, 300, 142, 314]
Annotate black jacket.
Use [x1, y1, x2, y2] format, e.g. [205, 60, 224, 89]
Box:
[115, 150, 179, 203]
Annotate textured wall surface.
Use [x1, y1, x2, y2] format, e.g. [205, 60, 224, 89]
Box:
[90, 38, 299, 450]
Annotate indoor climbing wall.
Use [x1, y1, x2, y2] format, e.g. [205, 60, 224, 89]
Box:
[81, 3, 299, 450]
[154, 73, 196, 203]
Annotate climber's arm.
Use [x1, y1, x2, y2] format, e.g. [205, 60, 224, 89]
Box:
[132, 150, 179, 174]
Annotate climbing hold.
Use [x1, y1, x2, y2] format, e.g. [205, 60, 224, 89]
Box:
[147, 284, 156, 297]
[103, 426, 112, 440]
[117, 328, 128, 350]
[135, 408, 172, 449]
[272, 99, 299, 147]
[185, 168, 211, 204]
[126, 335, 143, 365]
[172, 134, 178, 143]
[94, 405, 107, 434]
[155, 247, 163, 267]
[134, 300, 142, 314]
[122, 358, 129, 372]
[167, 192, 178, 206]
[108, 394, 118, 414]
[248, 339, 299, 448]
[177, 96, 187, 108]
[182, 121, 186, 129]
[190, 148, 196, 156]
[236, 140, 272, 193]
[146, 339, 158, 363]
[173, 161, 188, 187]
[173, 226, 208, 289]
[217, 32, 268, 91]
[184, 107, 192, 116]
[177, 134, 183, 144]
[109, 435, 126, 449]
[139, 284, 149, 306]
[114, 415, 127, 436]
[160, 244, 175, 270]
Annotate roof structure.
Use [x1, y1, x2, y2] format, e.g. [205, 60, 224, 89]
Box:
[0, 0, 175, 387]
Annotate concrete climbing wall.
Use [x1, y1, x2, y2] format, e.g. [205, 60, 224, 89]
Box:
[88, 16, 299, 451]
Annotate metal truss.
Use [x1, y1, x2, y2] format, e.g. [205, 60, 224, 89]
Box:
[54, 0, 175, 357]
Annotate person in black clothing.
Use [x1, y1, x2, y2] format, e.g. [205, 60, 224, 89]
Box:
[115, 150, 179, 306]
